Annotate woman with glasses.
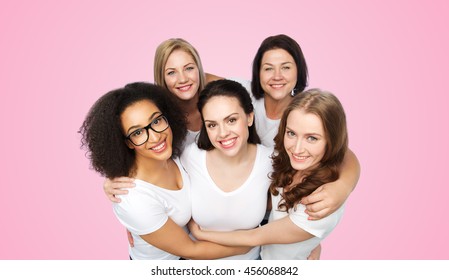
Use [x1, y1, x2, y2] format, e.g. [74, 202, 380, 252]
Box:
[103, 38, 221, 202]
[105, 36, 359, 220]
[80, 82, 249, 259]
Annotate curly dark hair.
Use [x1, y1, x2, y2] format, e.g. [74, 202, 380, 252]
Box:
[196, 79, 261, 150]
[251, 34, 308, 100]
[270, 89, 348, 211]
[79, 82, 187, 178]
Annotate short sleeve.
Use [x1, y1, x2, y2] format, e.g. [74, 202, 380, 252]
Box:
[113, 187, 168, 236]
[289, 203, 345, 238]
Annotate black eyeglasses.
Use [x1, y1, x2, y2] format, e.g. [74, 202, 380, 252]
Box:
[125, 115, 169, 146]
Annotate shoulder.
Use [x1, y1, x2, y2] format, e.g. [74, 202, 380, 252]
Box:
[289, 204, 345, 238]
[257, 144, 274, 159]
[180, 143, 201, 164]
[116, 180, 165, 211]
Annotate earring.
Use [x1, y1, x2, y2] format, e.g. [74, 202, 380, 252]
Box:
[290, 88, 297, 97]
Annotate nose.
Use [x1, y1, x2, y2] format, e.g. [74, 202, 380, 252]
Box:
[293, 139, 304, 153]
[147, 129, 160, 143]
[178, 71, 188, 83]
[273, 67, 282, 80]
[218, 124, 229, 138]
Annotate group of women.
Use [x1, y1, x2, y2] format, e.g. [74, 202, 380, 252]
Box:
[79, 35, 361, 260]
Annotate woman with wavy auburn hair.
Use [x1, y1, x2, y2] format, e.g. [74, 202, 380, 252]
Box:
[189, 89, 349, 259]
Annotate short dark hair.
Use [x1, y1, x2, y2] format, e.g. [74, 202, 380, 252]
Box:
[251, 34, 308, 99]
[196, 79, 261, 150]
[79, 82, 187, 178]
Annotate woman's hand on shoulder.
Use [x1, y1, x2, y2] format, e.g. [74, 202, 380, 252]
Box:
[104, 177, 135, 203]
[300, 181, 348, 220]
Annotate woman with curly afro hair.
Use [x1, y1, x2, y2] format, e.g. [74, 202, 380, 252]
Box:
[80, 82, 249, 260]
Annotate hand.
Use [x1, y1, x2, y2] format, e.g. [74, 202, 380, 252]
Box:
[301, 181, 349, 220]
[307, 243, 321, 260]
[187, 219, 204, 240]
[103, 177, 135, 203]
[127, 229, 134, 247]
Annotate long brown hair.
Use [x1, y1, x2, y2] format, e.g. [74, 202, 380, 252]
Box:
[270, 89, 348, 211]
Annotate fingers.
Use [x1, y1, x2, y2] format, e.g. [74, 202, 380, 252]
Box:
[305, 207, 329, 220]
[108, 177, 136, 189]
[107, 194, 122, 203]
[301, 186, 324, 205]
[110, 188, 131, 196]
[113, 177, 135, 183]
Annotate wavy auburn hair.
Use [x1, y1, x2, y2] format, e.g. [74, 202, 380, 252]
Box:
[270, 89, 348, 211]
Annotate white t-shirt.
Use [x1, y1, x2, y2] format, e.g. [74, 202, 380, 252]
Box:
[184, 129, 200, 148]
[181, 143, 273, 259]
[230, 78, 279, 148]
[113, 158, 191, 260]
[261, 189, 345, 260]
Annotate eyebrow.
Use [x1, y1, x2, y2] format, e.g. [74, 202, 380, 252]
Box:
[165, 62, 196, 71]
[285, 126, 322, 137]
[126, 111, 162, 134]
[262, 61, 294, 66]
[204, 112, 239, 123]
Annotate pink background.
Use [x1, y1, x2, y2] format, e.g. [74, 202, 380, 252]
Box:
[1, 0, 448, 259]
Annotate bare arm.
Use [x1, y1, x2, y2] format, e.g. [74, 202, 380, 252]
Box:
[141, 218, 250, 259]
[301, 148, 360, 220]
[103, 177, 135, 203]
[189, 216, 313, 247]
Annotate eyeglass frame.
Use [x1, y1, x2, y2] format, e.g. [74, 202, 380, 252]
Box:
[124, 114, 170, 146]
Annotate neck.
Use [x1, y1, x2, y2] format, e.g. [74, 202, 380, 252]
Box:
[177, 95, 202, 131]
[264, 95, 292, 120]
[210, 143, 255, 165]
[134, 157, 172, 184]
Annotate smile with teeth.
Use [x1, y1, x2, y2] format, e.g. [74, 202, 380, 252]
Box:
[219, 138, 237, 148]
[150, 140, 167, 152]
[270, 84, 285, 89]
[177, 84, 192, 92]
[292, 154, 309, 161]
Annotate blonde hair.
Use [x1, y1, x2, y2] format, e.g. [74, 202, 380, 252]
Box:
[154, 38, 206, 94]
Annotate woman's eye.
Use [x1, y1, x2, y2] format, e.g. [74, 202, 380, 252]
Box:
[166, 71, 175, 76]
[228, 118, 237, 124]
[207, 123, 216, 128]
[307, 136, 318, 142]
[131, 129, 143, 137]
[286, 130, 295, 137]
[152, 118, 161, 125]
[264, 67, 273, 71]
[186, 66, 195, 71]
[282, 66, 290, 70]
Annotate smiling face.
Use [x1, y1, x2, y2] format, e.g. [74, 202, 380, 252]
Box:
[163, 49, 200, 101]
[259, 48, 298, 103]
[202, 96, 254, 157]
[283, 108, 326, 171]
[121, 100, 173, 164]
